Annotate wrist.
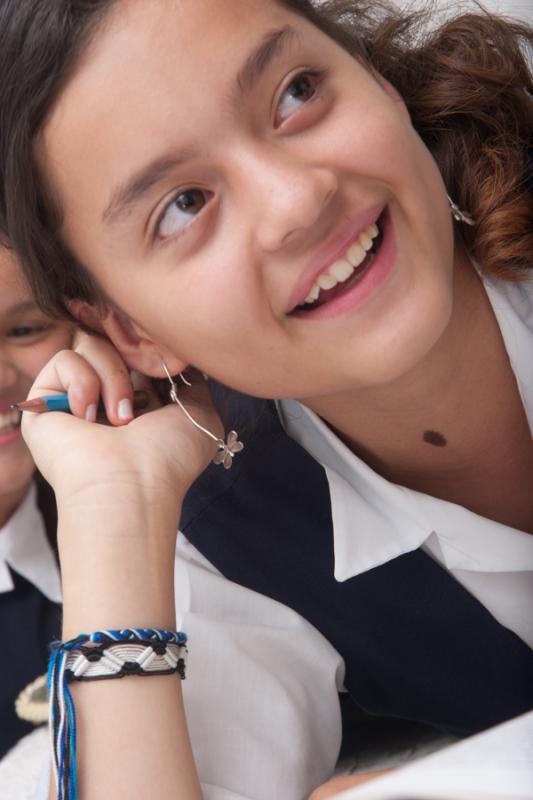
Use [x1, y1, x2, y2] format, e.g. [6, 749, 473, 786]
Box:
[60, 545, 177, 637]
[56, 495, 181, 638]
[56, 479, 184, 534]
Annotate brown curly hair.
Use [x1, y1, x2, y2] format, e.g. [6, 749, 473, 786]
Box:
[0, 0, 532, 320]
[282, 0, 533, 281]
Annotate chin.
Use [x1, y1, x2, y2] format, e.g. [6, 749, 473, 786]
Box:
[0, 445, 35, 506]
[341, 273, 455, 390]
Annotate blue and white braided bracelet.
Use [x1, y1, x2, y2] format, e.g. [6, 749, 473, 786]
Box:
[48, 628, 188, 800]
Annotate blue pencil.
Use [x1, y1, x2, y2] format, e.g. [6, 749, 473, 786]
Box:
[11, 391, 148, 414]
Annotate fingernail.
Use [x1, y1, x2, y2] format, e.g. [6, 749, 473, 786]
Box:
[85, 403, 97, 422]
[117, 398, 133, 420]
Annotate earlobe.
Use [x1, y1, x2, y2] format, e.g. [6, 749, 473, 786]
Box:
[99, 309, 188, 378]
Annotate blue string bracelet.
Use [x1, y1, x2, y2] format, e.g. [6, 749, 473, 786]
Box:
[47, 628, 187, 800]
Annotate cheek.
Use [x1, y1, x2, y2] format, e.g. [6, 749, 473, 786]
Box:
[325, 85, 408, 170]
[18, 329, 73, 386]
[329, 85, 447, 225]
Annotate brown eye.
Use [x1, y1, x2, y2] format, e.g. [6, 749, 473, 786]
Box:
[276, 71, 322, 126]
[175, 190, 206, 214]
[158, 188, 211, 240]
[287, 74, 316, 102]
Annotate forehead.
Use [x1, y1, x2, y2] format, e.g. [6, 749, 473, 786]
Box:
[41, 0, 313, 220]
[46, 0, 304, 140]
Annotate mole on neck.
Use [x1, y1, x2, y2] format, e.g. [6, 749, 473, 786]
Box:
[423, 430, 447, 447]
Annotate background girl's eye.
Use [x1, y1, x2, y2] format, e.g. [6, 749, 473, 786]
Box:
[8, 324, 48, 340]
[276, 71, 322, 126]
[157, 188, 210, 240]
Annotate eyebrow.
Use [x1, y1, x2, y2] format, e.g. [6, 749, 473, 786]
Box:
[103, 152, 194, 225]
[102, 25, 301, 226]
[235, 25, 300, 97]
[6, 301, 39, 315]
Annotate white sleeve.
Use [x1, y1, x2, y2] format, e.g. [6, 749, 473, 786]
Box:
[175, 535, 345, 800]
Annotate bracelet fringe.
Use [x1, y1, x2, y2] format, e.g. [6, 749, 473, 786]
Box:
[47, 628, 187, 800]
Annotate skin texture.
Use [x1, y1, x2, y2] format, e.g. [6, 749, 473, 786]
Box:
[40, 0, 533, 529]
[17, 1, 533, 798]
[42, 0, 455, 400]
[0, 250, 71, 527]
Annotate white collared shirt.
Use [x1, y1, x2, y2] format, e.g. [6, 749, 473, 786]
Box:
[0, 482, 62, 604]
[170, 274, 533, 800]
[33, 276, 533, 800]
[278, 273, 533, 649]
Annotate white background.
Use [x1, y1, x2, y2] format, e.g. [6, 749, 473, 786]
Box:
[397, 0, 532, 21]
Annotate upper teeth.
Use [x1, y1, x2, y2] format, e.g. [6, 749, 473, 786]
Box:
[0, 409, 21, 433]
[302, 221, 379, 305]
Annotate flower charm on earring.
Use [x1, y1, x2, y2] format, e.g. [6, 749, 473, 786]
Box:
[213, 430, 244, 469]
[161, 362, 244, 470]
[447, 194, 475, 227]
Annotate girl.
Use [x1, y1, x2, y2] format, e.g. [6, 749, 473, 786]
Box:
[0, 1, 532, 798]
[0, 248, 71, 757]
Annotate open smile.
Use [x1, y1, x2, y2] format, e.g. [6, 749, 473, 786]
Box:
[289, 206, 394, 320]
[0, 407, 23, 447]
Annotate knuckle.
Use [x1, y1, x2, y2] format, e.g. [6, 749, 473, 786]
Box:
[104, 365, 130, 381]
[53, 348, 77, 363]
[76, 370, 99, 390]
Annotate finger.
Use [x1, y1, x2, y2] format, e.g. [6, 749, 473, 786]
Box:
[73, 332, 134, 426]
[27, 348, 102, 422]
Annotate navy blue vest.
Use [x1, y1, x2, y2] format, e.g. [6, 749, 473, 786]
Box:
[181, 402, 533, 739]
[0, 478, 61, 757]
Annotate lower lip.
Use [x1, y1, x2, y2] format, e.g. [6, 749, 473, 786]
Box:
[292, 207, 396, 321]
[0, 427, 23, 447]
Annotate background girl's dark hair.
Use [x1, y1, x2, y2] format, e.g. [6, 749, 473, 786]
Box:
[0, 0, 532, 321]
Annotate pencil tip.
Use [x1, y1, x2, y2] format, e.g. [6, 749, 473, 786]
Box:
[10, 398, 43, 411]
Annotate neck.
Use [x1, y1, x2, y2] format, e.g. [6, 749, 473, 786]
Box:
[0, 484, 30, 530]
[306, 253, 516, 493]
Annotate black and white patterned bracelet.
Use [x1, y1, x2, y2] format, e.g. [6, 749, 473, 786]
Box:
[65, 638, 187, 681]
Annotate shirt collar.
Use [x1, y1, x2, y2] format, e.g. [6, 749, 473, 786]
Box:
[0, 482, 62, 603]
[278, 399, 432, 581]
[482, 274, 533, 434]
[278, 275, 533, 582]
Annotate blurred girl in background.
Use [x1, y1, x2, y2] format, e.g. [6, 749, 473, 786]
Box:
[0, 249, 71, 756]
[0, 1, 532, 798]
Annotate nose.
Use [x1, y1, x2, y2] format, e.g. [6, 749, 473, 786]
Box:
[240, 146, 338, 254]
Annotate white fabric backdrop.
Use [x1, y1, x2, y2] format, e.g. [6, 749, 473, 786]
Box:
[396, 0, 532, 21]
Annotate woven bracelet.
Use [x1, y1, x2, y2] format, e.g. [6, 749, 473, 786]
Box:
[48, 628, 188, 800]
[65, 631, 187, 681]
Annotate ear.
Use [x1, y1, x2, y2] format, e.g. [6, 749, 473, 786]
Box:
[68, 299, 104, 333]
[69, 300, 187, 378]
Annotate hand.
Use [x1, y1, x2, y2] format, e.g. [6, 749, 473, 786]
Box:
[21, 332, 223, 515]
[308, 770, 391, 799]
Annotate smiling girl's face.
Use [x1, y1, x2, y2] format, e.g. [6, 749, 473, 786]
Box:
[0, 251, 72, 518]
[41, 0, 456, 403]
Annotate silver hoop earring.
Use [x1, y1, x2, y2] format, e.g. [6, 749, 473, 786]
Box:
[161, 362, 244, 470]
[447, 194, 475, 227]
